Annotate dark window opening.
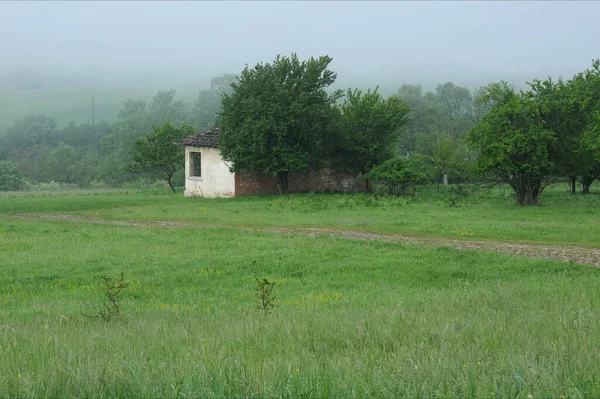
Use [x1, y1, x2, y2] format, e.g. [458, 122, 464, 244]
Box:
[190, 152, 201, 177]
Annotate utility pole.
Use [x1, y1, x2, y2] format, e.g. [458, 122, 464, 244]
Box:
[91, 96, 95, 128]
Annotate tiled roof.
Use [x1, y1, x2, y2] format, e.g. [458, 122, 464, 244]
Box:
[180, 126, 220, 148]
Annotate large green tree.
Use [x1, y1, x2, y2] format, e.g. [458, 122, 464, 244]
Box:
[336, 87, 410, 191]
[218, 54, 342, 194]
[569, 61, 600, 193]
[129, 122, 195, 192]
[527, 61, 600, 194]
[467, 81, 556, 205]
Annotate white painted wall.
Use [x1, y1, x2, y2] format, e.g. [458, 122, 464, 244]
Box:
[184, 146, 235, 198]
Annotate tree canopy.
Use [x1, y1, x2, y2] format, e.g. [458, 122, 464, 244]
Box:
[335, 87, 410, 190]
[218, 53, 342, 193]
[129, 122, 195, 192]
[467, 81, 556, 205]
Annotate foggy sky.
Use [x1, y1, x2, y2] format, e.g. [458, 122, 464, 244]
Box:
[2, 1, 599, 88]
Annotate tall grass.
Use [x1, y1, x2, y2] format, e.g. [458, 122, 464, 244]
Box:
[0, 212, 599, 397]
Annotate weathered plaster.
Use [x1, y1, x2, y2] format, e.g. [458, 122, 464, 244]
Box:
[184, 146, 235, 198]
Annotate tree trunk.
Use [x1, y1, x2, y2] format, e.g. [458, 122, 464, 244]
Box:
[443, 174, 449, 185]
[167, 174, 176, 193]
[516, 187, 540, 206]
[277, 172, 289, 196]
[509, 175, 543, 206]
[581, 176, 595, 194]
[569, 176, 577, 194]
[364, 178, 372, 193]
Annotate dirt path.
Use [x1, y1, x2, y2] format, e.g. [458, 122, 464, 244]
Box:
[4, 213, 600, 267]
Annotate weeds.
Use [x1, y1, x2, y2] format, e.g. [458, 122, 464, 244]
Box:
[252, 261, 276, 315]
[85, 272, 129, 322]
[255, 275, 276, 315]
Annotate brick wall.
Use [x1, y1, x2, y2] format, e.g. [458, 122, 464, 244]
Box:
[235, 169, 367, 196]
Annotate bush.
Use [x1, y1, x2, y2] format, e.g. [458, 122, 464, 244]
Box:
[27, 180, 80, 192]
[362, 157, 426, 196]
[0, 161, 24, 191]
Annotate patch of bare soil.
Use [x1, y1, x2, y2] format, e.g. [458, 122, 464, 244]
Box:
[4, 213, 600, 267]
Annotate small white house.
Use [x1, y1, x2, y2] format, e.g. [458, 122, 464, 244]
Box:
[180, 127, 235, 198]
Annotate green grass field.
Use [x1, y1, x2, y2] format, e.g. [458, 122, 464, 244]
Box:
[1, 187, 599, 397]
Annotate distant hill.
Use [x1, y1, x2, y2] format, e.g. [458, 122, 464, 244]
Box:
[0, 63, 574, 134]
[0, 67, 211, 132]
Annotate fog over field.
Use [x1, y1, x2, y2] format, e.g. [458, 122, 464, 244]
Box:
[1, 1, 599, 91]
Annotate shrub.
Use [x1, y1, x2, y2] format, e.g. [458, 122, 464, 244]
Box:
[0, 161, 24, 191]
[361, 157, 426, 196]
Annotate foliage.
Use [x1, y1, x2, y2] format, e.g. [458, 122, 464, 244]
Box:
[361, 157, 426, 196]
[191, 74, 236, 130]
[129, 122, 194, 192]
[47, 143, 83, 184]
[467, 81, 556, 205]
[565, 60, 600, 193]
[413, 133, 474, 184]
[2, 114, 58, 151]
[3, 60, 600, 197]
[219, 53, 342, 193]
[0, 160, 24, 191]
[394, 83, 482, 158]
[512, 60, 600, 195]
[336, 88, 410, 183]
[394, 84, 442, 155]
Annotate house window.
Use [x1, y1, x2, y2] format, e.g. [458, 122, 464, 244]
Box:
[190, 152, 201, 177]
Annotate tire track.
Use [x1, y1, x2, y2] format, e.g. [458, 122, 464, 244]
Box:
[3, 213, 600, 267]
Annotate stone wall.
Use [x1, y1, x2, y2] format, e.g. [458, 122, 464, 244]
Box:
[235, 169, 366, 196]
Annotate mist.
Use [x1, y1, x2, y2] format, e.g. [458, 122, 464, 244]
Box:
[2, 1, 599, 91]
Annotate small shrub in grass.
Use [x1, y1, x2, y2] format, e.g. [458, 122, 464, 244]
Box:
[252, 262, 276, 316]
[255, 275, 276, 315]
[85, 272, 129, 322]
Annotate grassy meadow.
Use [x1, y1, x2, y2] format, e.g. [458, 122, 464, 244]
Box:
[1, 186, 600, 397]
[1, 184, 600, 246]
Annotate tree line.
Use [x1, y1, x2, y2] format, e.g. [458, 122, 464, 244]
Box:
[1, 54, 599, 206]
[468, 61, 600, 204]
[0, 75, 235, 190]
[218, 54, 600, 204]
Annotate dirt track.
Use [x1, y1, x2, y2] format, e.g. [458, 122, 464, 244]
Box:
[4, 213, 600, 267]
